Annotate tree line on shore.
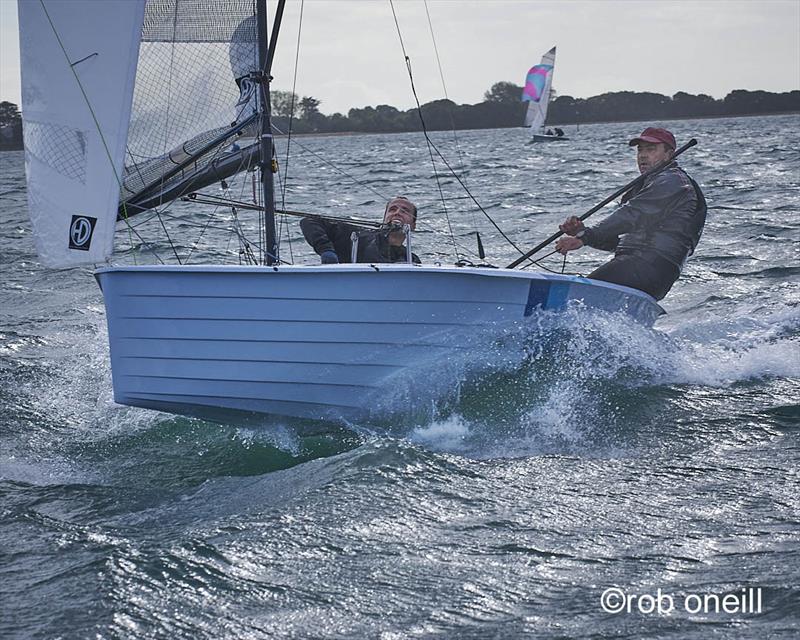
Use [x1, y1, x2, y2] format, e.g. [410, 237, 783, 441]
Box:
[1, 87, 797, 150]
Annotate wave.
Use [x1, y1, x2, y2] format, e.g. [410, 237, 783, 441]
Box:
[5, 271, 798, 470]
[712, 265, 800, 278]
[364, 299, 800, 457]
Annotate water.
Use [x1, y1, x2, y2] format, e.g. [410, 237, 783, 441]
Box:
[1, 115, 799, 639]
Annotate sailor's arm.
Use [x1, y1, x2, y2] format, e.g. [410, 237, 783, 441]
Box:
[300, 217, 339, 260]
[585, 171, 682, 241]
[556, 171, 683, 253]
[555, 217, 619, 254]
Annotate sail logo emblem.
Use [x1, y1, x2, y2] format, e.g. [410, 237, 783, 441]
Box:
[69, 215, 97, 251]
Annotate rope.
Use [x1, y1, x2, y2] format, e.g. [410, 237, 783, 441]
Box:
[278, 0, 304, 266]
[389, 0, 460, 262]
[121, 121, 256, 264]
[422, 0, 474, 231]
[388, 0, 543, 268]
[269, 122, 388, 200]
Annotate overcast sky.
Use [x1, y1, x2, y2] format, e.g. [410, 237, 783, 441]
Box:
[1, 0, 798, 114]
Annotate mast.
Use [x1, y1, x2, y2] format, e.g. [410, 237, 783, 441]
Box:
[256, 0, 284, 265]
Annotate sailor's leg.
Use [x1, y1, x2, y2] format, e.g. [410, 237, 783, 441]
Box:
[588, 254, 680, 300]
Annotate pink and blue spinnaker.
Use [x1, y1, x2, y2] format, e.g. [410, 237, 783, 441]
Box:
[522, 64, 553, 103]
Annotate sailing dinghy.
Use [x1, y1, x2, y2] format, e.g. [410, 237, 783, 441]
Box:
[19, 0, 662, 428]
[522, 47, 568, 143]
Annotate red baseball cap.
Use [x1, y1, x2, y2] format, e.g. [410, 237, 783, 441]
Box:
[628, 127, 676, 150]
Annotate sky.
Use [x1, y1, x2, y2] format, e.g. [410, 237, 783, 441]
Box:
[1, 0, 799, 115]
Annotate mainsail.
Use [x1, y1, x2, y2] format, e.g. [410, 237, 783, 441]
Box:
[121, 1, 261, 215]
[522, 46, 556, 133]
[18, 0, 146, 267]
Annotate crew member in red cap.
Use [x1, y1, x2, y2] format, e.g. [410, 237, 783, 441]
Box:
[555, 127, 706, 300]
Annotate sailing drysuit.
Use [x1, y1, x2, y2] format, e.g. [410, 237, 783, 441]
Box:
[300, 218, 421, 264]
[580, 163, 707, 300]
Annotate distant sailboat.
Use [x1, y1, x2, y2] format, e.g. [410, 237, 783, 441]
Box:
[522, 46, 568, 143]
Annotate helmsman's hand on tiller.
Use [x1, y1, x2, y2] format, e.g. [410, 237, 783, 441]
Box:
[559, 216, 585, 236]
[555, 236, 584, 255]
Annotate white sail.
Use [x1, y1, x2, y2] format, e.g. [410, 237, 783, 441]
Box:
[522, 46, 556, 133]
[18, 0, 145, 267]
[122, 1, 260, 212]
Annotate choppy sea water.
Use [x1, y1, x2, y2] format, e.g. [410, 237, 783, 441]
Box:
[1, 114, 799, 639]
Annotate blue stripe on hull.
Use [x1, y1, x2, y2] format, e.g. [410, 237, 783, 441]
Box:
[524, 280, 570, 315]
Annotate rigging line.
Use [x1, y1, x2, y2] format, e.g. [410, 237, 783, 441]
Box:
[121, 141, 182, 264]
[117, 220, 167, 265]
[162, 206, 290, 266]
[119, 134, 248, 265]
[281, 0, 303, 210]
[154, 205, 183, 264]
[232, 152, 260, 264]
[188, 193, 386, 228]
[278, 0, 304, 266]
[37, 0, 139, 257]
[421, 0, 477, 233]
[273, 165, 295, 264]
[389, 0, 460, 263]
[417, 135, 539, 265]
[124, 209, 161, 230]
[156, 208, 258, 235]
[256, 99, 264, 263]
[422, 0, 470, 195]
[185, 185, 232, 263]
[269, 121, 388, 200]
[183, 171, 252, 263]
[518, 249, 568, 274]
[388, 3, 533, 266]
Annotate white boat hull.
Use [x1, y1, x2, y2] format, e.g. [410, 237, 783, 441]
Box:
[95, 265, 662, 427]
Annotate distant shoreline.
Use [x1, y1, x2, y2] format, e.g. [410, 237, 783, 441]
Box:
[273, 110, 800, 138]
[3, 88, 798, 149]
[1, 110, 797, 151]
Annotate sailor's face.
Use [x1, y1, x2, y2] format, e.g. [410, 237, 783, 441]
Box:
[636, 142, 673, 174]
[383, 198, 417, 230]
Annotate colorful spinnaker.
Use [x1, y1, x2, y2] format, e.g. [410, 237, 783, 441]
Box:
[522, 47, 556, 134]
[523, 64, 553, 103]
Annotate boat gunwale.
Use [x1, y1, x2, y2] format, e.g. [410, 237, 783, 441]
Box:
[95, 264, 658, 299]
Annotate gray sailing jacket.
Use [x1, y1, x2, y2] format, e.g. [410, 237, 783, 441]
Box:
[582, 164, 707, 270]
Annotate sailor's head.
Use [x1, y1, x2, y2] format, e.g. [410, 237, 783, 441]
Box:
[629, 127, 675, 174]
[383, 196, 417, 230]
